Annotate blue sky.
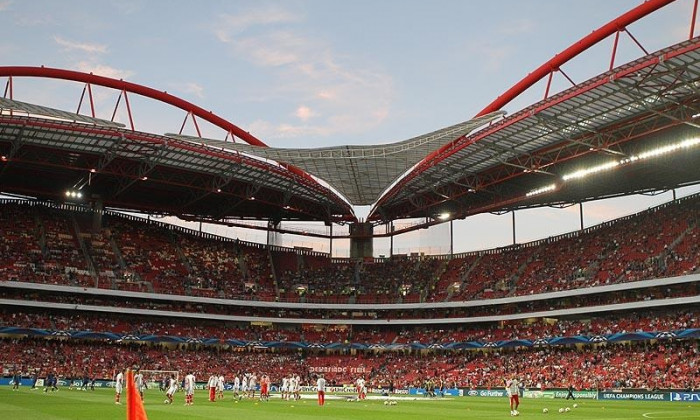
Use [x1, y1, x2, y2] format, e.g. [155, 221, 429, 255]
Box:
[1, 0, 698, 256]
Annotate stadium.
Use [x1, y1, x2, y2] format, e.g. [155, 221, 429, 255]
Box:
[1, 0, 700, 419]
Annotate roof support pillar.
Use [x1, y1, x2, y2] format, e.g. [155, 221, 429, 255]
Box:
[349, 222, 373, 259]
[449, 220, 454, 258]
[329, 223, 333, 258]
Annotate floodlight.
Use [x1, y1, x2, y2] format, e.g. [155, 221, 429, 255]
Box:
[526, 183, 556, 197]
[562, 161, 619, 181]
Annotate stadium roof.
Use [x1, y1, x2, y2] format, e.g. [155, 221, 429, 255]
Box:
[1, 39, 699, 231]
[0, 98, 354, 223]
[169, 111, 503, 206]
[370, 37, 700, 228]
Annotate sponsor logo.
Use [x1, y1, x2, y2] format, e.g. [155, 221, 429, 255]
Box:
[523, 390, 544, 399]
[551, 390, 598, 399]
[479, 390, 507, 397]
[468, 390, 478, 396]
[671, 392, 700, 402]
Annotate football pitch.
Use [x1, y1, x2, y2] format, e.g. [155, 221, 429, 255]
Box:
[1, 387, 699, 420]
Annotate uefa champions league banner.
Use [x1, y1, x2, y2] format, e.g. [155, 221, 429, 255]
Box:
[598, 391, 669, 401]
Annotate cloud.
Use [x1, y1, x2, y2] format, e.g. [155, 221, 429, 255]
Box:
[214, 6, 393, 142]
[54, 36, 107, 54]
[179, 82, 205, 99]
[464, 41, 512, 72]
[14, 15, 53, 26]
[110, 0, 143, 15]
[232, 31, 304, 67]
[75, 61, 134, 80]
[0, 0, 12, 12]
[215, 6, 301, 42]
[498, 18, 535, 36]
[294, 105, 317, 122]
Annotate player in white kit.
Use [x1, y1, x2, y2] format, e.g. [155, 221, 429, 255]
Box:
[506, 376, 521, 416]
[293, 374, 301, 401]
[114, 369, 124, 405]
[134, 369, 145, 401]
[232, 374, 241, 399]
[165, 374, 177, 404]
[248, 374, 257, 399]
[356, 377, 366, 400]
[184, 371, 195, 406]
[217, 374, 225, 400]
[281, 376, 289, 400]
[316, 374, 326, 406]
[241, 374, 249, 397]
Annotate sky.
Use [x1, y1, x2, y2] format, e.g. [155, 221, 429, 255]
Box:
[1, 0, 699, 256]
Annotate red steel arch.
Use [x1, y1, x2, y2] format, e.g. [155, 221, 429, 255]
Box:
[0, 66, 266, 146]
[0, 66, 320, 185]
[475, 0, 678, 117]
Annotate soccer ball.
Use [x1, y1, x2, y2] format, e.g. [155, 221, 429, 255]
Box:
[573, 403, 578, 408]
[558, 408, 564, 413]
[513, 410, 519, 416]
[565, 407, 571, 412]
[543, 408, 549, 413]
[164, 399, 169, 404]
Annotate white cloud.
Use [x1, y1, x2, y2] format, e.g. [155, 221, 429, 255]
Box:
[75, 61, 134, 80]
[14, 15, 53, 26]
[110, 0, 143, 15]
[464, 41, 512, 72]
[498, 18, 535, 36]
[214, 6, 393, 142]
[54, 36, 107, 54]
[179, 82, 205, 99]
[232, 31, 303, 67]
[215, 6, 301, 42]
[295, 105, 317, 122]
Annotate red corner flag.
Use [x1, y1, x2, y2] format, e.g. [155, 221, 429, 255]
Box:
[126, 369, 148, 420]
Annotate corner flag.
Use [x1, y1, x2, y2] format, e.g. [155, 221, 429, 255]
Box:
[126, 369, 148, 420]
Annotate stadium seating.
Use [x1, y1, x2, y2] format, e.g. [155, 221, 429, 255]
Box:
[0, 194, 697, 303]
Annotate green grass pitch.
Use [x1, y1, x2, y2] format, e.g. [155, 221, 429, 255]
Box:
[1, 387, 699, 420]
